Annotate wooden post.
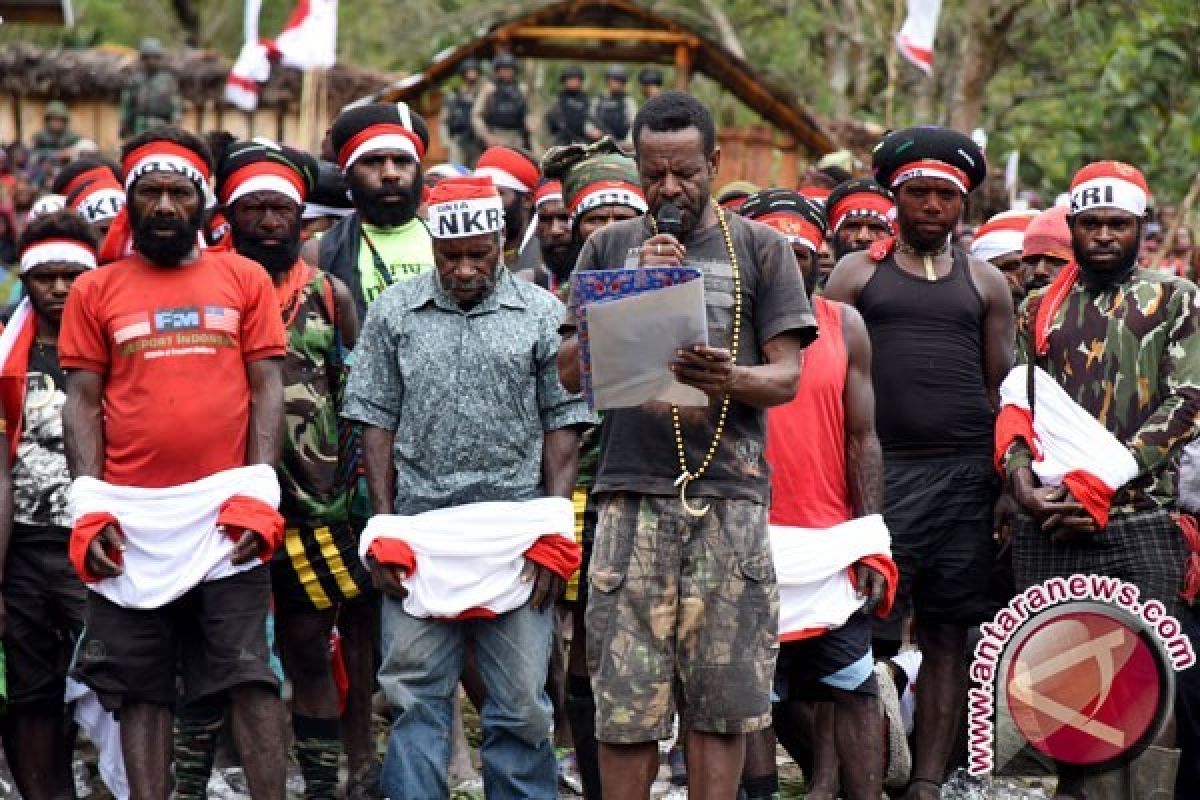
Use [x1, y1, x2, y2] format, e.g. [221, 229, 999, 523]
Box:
[674, 43, 692, 90]
[313, 68, 328, 151]
[884, 0, 904, 129]
[298, 68, 315, 150]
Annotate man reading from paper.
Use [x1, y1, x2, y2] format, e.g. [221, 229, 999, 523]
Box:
[557, 91, 817, 799]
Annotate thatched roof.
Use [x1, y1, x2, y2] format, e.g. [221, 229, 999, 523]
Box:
[0, 42, 393, 110]
[361, 0, 839, 156]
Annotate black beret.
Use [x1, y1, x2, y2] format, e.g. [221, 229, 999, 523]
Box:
[872, 126, 987, 193]
[740, 188, 828, 237]
[216, 139, 320, 204]
[329, 102, 430, 167]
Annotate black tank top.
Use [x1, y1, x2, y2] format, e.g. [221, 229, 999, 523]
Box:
[858, 248, 994, 453]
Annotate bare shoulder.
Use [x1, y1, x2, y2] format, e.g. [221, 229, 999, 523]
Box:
[823, 250, 878, 305]
[300, 236, 321, 269]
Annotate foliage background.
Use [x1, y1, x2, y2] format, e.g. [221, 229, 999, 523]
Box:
[3, 0, 1197, 201]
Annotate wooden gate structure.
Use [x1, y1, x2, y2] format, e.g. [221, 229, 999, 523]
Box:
[353, 0, 840, 186]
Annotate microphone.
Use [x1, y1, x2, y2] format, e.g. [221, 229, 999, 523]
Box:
[656, 202, 684, 238]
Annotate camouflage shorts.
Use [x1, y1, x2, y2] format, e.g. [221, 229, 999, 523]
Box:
[585, 492, 779, 743]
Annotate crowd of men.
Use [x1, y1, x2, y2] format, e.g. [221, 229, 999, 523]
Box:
[0, 62, 1197, 800]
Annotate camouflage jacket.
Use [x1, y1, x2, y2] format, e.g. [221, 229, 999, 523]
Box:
[1007, 268, 1200, 514]
[279, 270, 350, 528]
[119, 70, 183, 138]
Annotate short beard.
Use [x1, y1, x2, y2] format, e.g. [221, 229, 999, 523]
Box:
[1077, 241, 1140, 289]
[130, 204, 204, 267]
[231, 228, 302, 278]
[897, 217, 952, 253]
[351, 178, 421, 228]
[542, 240, 580, 283]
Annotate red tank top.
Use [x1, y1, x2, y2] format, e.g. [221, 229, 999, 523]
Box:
[767, 296, 852, 528]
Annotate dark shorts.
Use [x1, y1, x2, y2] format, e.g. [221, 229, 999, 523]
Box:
[73, 566, 279, 712]
[3, 540, 86, 709]
[1012, 508, 1189, 619]
[270, 520, 369, 612]
[586, 493, 778, 743]
[776, 614, 878, 701]
[878, 454, 997, 636]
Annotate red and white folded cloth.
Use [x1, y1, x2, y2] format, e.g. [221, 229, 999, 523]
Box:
[770, 514, 897, 642]
[68, 464, 283, 609]
[360, 497, 581, 620]
[996, 365, 1139, 528]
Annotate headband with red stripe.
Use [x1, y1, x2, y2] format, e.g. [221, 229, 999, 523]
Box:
[890, 159, 970, 194]
[19, 238, 98, 273]
[219, 160, 310, 206]
[567, 180, 648, 223]
[63, 166, 121, 201]
[1069, 160, 1149, 217]
[534, 180, 563, 209]
[65, 168, 126, 224]
[756, 211, 825, 254]
[828, 193, 895, 234]
[337, 123, 425, 171]
[122, 141, 211, 195]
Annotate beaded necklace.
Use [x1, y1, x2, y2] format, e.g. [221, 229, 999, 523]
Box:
[649, 198, 742, 517]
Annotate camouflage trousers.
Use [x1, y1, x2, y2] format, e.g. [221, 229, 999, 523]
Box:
[585, 493, 779, 743]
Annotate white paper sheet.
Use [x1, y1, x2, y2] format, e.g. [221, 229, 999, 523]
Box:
[585, 278, 710, 410]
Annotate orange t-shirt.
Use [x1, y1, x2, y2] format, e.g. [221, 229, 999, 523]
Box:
[59, 250, 286, 487]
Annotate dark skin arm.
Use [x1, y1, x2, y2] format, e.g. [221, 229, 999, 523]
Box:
[362, 425, 407, 596]
[229, 357, 285, 564]
[557, 332, 582, 394]
[0, 445, 13, 636]
[839, 305, 888, 612]
[1011, 466, 1096, 540]
[523, 426, 582, 610]
[329, 274, 360, 349]
[64, 369, 125, 578]
[969, 256, 1016, 411]
[299, 237, 321, 272]
[670, 333, 806, 409]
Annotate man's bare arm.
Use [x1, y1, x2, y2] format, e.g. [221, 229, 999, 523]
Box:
[973, 259, 1016, 410]
[821, 252, 874, 307]
[557, 332, 582, 395]
[362, 425, 397, 516]
[329, 274, 361, 349]
[64, 369, 106, 479]
[246, 357, 284, 467]
[841, 306, 883, 517]
[672, 331, 808, 409]
[542, 426, 581, 499]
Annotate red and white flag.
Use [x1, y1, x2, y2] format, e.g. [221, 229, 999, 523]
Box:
[224, 0, 271, 111]
[895, 0, 942, 75]
[276, 0, 338, 70]
[224, 0, 337, 112]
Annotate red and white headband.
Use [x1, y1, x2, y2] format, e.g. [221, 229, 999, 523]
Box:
[568, 181, 647, 223]
[757, 212, 825, 254]
[220, 161, 308, 206]
[1070, 177, 1147, 217]
[122, 141, 212, 196]
[19, 239, 98, 274]
[76, 188, 126, 223]
[890, 159, 970, 194]
[476, 166, 533, 194]
[534, 181, 563, 210]
[428, 196, 506, 239]
[338, 119, 425, 172]
[828, 194, 895, 235]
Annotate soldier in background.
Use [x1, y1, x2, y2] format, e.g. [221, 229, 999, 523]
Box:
[118, 38, 183, 140]
[471, 54, 533, 151]
[637, 68, 664, 101]
[439, 59, 485, 168]
[587, 66, 637, 151]
[545, 66, 592, 148]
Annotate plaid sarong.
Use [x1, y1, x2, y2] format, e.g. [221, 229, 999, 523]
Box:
[1012, 508, 1188, 619]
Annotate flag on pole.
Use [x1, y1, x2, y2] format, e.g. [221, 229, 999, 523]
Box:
[224, 0, 338, 111]
[224, 0, 270, 111]
[276, 0, 338, 70]
[895, 0, 942, 75]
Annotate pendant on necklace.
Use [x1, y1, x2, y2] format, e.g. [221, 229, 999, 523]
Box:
[676, 472, 711, 518]
[923, 255, 937, 282]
